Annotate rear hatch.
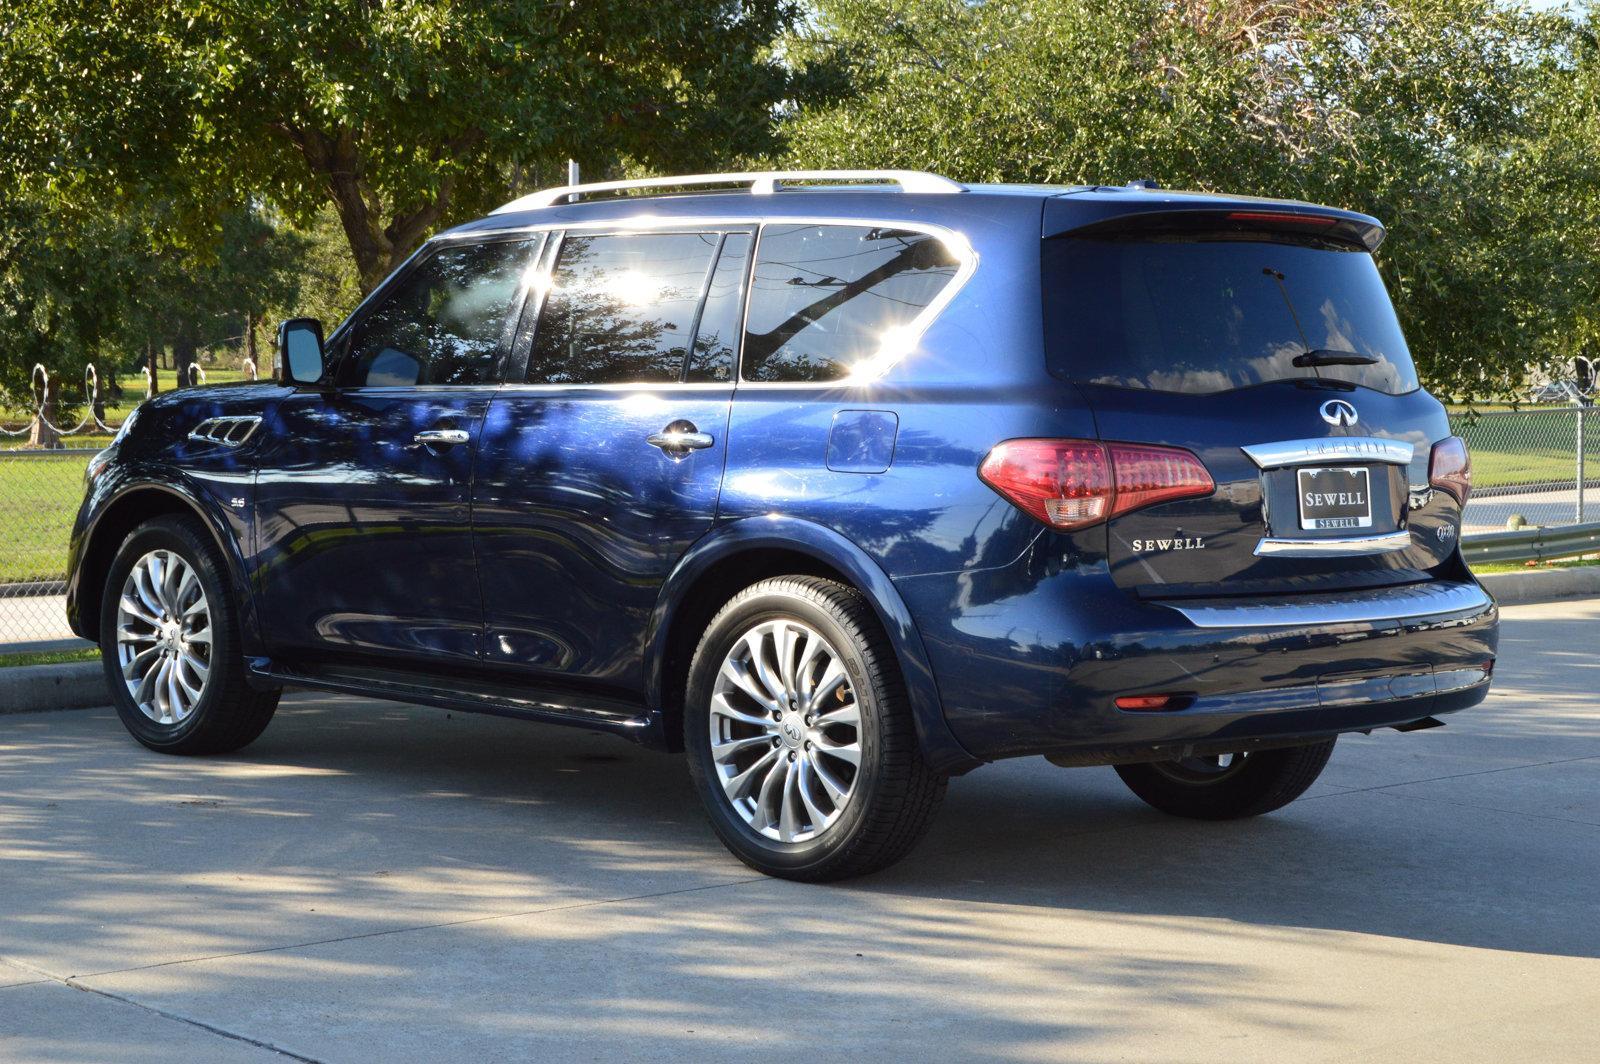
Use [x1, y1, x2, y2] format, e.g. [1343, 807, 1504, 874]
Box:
[1041, 204, 1464, 598]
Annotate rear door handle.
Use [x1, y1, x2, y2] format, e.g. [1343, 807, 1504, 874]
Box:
[647, 421, 715, 456]
[414, 428, 470, 448]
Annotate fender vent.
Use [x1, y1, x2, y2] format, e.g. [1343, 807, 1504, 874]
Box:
[188, 415, 261, 447]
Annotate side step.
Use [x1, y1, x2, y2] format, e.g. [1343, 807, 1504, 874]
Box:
[247, 658, 663, 745]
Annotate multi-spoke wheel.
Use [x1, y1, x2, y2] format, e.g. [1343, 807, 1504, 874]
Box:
[1113, 740, 1337, 820]
[116, 549, 213, 725]
[709, 619, 862, 843]
[99, 515, 279, 754]
[685, 576, 946, 881]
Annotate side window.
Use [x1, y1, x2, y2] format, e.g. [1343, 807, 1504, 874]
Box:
[528, 231, 722, 385]
[686, 232, 752, 383]
[742, 225, 961, 383]
[342, 239, 533, 388]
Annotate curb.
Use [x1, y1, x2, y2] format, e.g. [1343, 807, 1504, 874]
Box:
[0, 663, 109, 715]
[1477, 567, 1600, 606]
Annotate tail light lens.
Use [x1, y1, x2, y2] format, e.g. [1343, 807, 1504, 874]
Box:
[1429, 435, 1472, 504]
[979, 438, 1214, 530]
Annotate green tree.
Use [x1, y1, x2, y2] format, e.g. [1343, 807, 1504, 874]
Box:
[0, 197, 305, 415]
[3, 0, 830, 293]
[782, 0, 1589, 401]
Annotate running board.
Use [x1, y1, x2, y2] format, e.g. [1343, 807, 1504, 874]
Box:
[247, 658, 662, 744]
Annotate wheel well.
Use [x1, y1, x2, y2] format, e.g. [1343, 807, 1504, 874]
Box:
[77, 489, 216, 638]
[656, 548, 855, 752]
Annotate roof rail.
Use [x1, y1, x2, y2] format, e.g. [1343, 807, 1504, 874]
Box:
[491, 169, 966, 214]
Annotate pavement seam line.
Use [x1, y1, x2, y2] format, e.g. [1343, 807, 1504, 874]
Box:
[72, 873, 769, 981]
[0, 952, 324, 1063]
[61, 980, 326, 1064]
[1298, 752, 1600, 801]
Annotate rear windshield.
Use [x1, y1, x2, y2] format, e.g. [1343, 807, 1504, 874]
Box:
[1042, 237, 1420, 395]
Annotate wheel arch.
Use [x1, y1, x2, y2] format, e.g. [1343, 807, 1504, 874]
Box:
[72, 481, 260, 653]
[645, 517, 979, 774]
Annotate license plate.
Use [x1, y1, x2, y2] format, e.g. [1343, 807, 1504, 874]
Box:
[1297, 466, 1372, 530]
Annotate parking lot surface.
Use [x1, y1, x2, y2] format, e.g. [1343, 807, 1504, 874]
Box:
[2, 599, 1598, 1063]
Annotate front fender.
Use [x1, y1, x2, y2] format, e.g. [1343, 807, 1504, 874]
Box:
[67, 466, 261, 655]
[645, 515, 980, 774]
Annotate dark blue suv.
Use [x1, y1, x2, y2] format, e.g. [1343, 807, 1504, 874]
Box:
[66, 171, 1498, 880]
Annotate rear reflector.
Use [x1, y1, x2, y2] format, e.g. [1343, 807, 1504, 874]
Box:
[1115, 693, 1191, 711]
[1428, 435, 1472, 504]
[979, 438, 1213, 531]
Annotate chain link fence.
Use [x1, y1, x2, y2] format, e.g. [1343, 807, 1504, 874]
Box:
[0, 405, 1595, 650]
[1452, 407, 1596, 534]
[0, 448, 96, 649]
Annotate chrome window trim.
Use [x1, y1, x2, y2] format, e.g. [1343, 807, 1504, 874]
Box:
[1164, 579, 1491, 629]
[1242, 436, 1414, 469]
[1253, 530, 1412, 557]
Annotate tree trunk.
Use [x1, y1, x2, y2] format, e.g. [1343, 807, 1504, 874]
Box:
[292, 125, 476, 293]
[245, 311, 259, 378]
[172, 328, 198, 388]
[26, 376, 61, 450]
[146, 341, 160, 397]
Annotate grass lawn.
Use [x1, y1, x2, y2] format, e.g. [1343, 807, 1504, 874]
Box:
[1451, 408, 1599, 490]
[0, 453, 91, 584]
[0, 647, 98, 668]
[1472, 554, 1600, 574]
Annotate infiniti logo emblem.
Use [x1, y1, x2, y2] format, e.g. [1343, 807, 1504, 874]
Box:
[1320, 399, 1359, 428]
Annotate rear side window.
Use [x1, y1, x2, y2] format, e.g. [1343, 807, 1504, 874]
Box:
[742, 224, 961, 383]
[529, 231, 721, 385]
[1042, 238, 1419, 395]
[343, 239, 533, 388]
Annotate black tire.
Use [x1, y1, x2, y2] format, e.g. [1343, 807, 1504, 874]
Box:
[683, 576, 946, 881]
[1113, 740, 1336, 820]
[99, 515, 280, 754]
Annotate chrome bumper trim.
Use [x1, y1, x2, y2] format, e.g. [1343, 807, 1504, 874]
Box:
[1164, 580, 1492, 629]
[1254, 530, 1413, 557]
[1241, 436, 1414, 469]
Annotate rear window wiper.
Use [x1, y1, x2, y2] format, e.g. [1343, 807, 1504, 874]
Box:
[1292, 348, 1379, 368]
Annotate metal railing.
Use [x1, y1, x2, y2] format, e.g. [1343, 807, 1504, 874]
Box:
[1461, 521, 1600, 566]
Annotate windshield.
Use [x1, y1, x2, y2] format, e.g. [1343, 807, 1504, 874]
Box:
[1042, 236, 1420, 395]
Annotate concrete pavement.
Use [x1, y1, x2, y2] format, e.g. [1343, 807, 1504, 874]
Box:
[2, 600, 1598, 1062]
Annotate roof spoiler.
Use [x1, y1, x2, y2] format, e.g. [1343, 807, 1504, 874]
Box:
[1044, 199, 1385, 252]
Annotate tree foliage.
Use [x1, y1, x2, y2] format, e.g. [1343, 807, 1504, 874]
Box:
[2, 0, 831, 292]
[0, 195, 305, 407]
[783, 0, 1597, 400]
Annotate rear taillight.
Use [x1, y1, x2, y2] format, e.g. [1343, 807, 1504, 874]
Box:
[1429, 435, 1472, 504]
[979, 439, 1214, 531]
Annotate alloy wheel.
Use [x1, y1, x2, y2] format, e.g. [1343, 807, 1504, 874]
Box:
[115, 549, 212, 725]
[709, 619, 862, 843]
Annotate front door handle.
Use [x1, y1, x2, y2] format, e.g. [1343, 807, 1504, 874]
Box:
[647, 421, 715, 456]
[414, 428, 470, 448]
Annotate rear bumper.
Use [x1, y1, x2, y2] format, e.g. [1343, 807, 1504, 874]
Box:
[896, 567, 1498, 764]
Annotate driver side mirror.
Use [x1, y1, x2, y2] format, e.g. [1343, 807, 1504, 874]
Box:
[276, 318, 326, 386]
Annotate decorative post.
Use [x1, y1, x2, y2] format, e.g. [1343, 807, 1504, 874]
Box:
[26, 364, 61, 449]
